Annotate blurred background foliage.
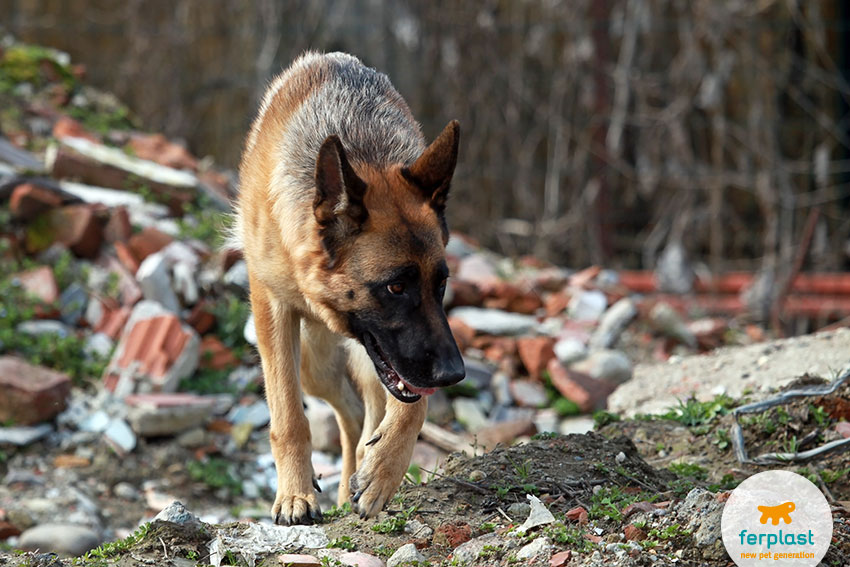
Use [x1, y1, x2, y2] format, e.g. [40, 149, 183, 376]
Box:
[3, 0, 849, 271]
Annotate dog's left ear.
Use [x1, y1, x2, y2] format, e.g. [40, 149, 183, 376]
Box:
[403, 120, 460, 214]
[314, 135, 368, 264]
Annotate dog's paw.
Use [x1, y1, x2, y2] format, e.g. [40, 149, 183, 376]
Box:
[348, 453, 406, 518]
[272, 490, 322, 525]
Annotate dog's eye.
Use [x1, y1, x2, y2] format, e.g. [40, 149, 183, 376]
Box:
[387, 282, 405, 295]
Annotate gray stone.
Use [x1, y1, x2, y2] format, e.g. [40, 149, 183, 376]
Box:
[649, 302, 697, 348]
[516, 536, 552, 560]
[136, 252, 180, 312]
[103, 418, 136, 455]
[172, 262, 199, 305]
[60, 283, 88, 326]
[452, 397, 489, 432]
[533, 409, 560, 435]
[568, 290, 607, 322]
[84, 333, 114, 360]
[113, 482, 140, 501]
[570, 349, 633, 384]
[491, 371, 513, 406]
[228, 400, 270, 429]
[0, 424, 53, 446]
[589, 298, 637, 350]
[452, 533, 501, 565]
[18, 523, 101, 556]
[17, 320, 72, 338]
[462, 357, 494, 390]
[210, 522, 328, 566]
[554, 337, 588, 365]
[426, 389, 454, 425]
[154, 501, 203, 532]
[509, 380, 548, 408]
[304, 396, 340, 453]
[507, 502, 531, 519]
[223, 260, 249, 290]
[127, 398, 214, 437]
[387, 543, 425, 567]
[450, 307, 537, 336]
[677, 488, 723, 547]
[559, 416, 595, 435]
[403, 519, 433, 539]
[655, 241, 694, 294]
[176, 427, 207, 448]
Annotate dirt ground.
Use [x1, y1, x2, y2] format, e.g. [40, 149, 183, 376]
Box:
[1, 373, 848, 567]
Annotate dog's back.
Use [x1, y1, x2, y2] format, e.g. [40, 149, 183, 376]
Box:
[243, 52, 425, 199]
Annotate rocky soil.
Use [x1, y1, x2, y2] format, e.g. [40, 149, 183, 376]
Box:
[0, 38, 848, 567]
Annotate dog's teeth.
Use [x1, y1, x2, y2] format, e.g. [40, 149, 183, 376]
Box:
[397, 381, 405, 391]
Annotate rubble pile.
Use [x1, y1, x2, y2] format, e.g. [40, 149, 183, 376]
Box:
[1, 39, 848, 567]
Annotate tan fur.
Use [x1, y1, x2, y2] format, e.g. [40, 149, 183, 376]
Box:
[236, 52, 460, 524]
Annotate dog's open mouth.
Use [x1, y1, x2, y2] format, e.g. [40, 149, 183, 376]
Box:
[362, 333, 436, 403]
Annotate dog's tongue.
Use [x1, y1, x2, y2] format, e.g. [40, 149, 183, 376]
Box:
[399, 378, 436, 397]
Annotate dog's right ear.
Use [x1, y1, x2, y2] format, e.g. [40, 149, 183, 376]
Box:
[314, 135, 368, 264]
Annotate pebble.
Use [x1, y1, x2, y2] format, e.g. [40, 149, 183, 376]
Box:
[554, 337, 588, 365]
[113, 482, 140, 501]
[449, 306, 537, 336]
[18, 523, 101, 556]
[154, 501, 203, 531]
[570, 349, 633, 384]
[615, 451, 626, 464]
[568, 289, 607, 322]
[452, 397, 489, 432]
[387, 543, 425, 567]
[136, 252, 180, 312]
[516, 536, 552, 560]
[507, 502, 531, 518]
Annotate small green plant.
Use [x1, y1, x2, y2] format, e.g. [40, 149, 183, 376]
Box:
[713, 429, 730, 450]
[819, 468, 849, 484]
[593, 410, 621, 428]
[507, 455, 532, 481]
[180, 367, 235, 395]
[373, 544, 395, 559]
[76, 522, 151, 563]
[479, 522, 497, 533]
[783, 435, 799, 454]
[479, 544, 501, 558]
[543, 521, 594, 553]
[323, 502, 352, 520]
[659, 395, 735, 427]
[212, 296, 252, 351]
[405, 463, 422, 485]
[589, 486, 656, 523]
[668, 462, 708, 481]
[530, 431, 558, 441]
[178, 195, 233, 249]
[809, 404, 830, 428]
[187, 457, 242, 495]
[328, 536, 356, 551]
[371, 505, 417, 534]
[648, 523, 691, 540]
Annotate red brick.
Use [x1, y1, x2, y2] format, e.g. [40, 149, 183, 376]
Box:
[0, 356, 71, 425]
[0, 521, 22, 539]
[95, 305, 131, 339]
[199, 335, 238, 370]
[836, 421, 850, 439]
[434, 522, 472, 547]
[565, 506, 588, 525]
[127, 133, 198, 171]
[448, 317, 475, 352]
[544, 291, 570, 317]
[128, 227, 173, 262]
[42, 204, 104, 258]
[9, 183, 63, 220]
[15, 266, 59, 304]
[624, 524, 647, 541]
[107, 313, 194, 391]
[186, 302, 216, 335]
[517, 336, 556, 379]
[547, 358, 617, 413]
[52, 116, 99, 143]
[550, 550, 572, 567]
[114, 241, 140, 274]
[104, 206, 132, 243]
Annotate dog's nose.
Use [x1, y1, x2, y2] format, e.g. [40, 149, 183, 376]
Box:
[432, 350, 465, 387]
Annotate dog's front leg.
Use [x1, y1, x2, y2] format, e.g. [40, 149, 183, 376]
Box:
[251, 280, 320, 525]
[349, 396, 427, 518]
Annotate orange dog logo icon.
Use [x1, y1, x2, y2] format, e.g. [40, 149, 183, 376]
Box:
[757, 501, 795, 525]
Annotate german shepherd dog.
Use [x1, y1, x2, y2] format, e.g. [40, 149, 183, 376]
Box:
[235, 52, 465, 524]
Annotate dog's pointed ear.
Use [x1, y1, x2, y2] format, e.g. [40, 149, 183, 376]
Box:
[403, 120, 459, 213]
[314, 135, 368, 264]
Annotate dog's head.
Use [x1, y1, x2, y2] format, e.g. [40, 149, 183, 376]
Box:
[310, 121, 465, 402]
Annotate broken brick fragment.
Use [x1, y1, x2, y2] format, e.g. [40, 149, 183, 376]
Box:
[0, 356, 71, 425]
[127, 227, 173, 263]
[9, 183, 63, 220]
[199, 335, 239, 370]
[547, 358, 616, 413]
[517, 336, 556, 379]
